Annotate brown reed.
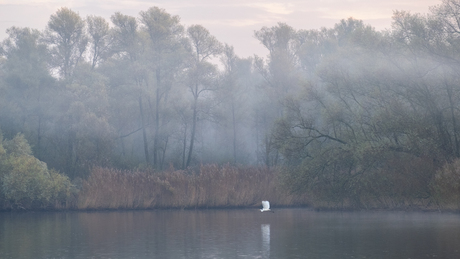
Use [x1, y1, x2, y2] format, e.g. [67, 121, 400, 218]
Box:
[76, 164, 309, 210]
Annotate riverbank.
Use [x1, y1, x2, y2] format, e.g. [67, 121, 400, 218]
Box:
[1, 164, 459, 212]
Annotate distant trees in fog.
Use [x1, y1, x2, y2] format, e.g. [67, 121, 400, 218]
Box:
[2, 1, 460, 208]
[0, 6, 261, 178]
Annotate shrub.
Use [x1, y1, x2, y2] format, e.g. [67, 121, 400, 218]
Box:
[0, 133, 74, 209]
[2, 155, 51, 207]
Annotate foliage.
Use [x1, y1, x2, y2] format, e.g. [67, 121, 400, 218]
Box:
[0, 133, 74, 210]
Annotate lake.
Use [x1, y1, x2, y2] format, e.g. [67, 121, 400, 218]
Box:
[1, 208, 459, 258]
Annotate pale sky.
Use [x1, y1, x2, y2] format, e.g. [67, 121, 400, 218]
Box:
[0, 0, 441, 57]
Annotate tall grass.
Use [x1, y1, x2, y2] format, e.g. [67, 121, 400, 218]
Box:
[76, 164, 308, 210]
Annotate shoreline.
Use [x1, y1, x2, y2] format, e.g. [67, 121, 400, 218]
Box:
[1, 204, 458, 214]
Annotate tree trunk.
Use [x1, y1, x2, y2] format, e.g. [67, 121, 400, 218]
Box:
[139, 96, 150, 165]
[264, 134, 270, 168]
[160, 136, 168, 170]
[182, 124, 187, 169]
[153, 70, 161, 168]
[37, 116, 42, 160]
[232, 101, 237, 164]
[186, 98, 198, 168]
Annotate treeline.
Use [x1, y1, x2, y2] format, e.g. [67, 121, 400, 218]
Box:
[1, 0, 460, 210]
[0, 6, 264, 179]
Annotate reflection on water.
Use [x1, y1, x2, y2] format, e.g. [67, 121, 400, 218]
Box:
[1, 209, 460, 259]
[261, 224, 270, 259]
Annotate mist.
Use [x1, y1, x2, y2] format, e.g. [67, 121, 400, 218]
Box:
[1, 0, 460, 209]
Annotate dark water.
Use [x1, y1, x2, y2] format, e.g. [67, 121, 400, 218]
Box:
[1, 208, 460, 259]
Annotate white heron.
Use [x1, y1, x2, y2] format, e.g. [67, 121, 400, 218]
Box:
[260, 201, 274, 213]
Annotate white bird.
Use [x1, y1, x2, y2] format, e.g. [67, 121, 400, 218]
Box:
[260, 201, 274, 213]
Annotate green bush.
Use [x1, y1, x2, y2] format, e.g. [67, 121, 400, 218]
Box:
[2, 155, 50, 206]
[0, 132, 74, 209]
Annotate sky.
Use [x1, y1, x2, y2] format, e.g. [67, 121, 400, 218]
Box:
[0, 0, 441, 58]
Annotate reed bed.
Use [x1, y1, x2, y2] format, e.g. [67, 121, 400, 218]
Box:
[76, 164, 308, 210]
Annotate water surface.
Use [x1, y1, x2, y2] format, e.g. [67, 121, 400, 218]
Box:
[1, 208, 459, 258]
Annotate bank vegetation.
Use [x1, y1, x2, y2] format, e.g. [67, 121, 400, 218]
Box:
[2, 0, 460, 211]
[0, 131, 459, 211]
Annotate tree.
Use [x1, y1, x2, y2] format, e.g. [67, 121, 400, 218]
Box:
[220, 45, 239, 164]
[139, 7, 188, 169]
[44, 7, 87, 81]
[109, 12, 152, 166]
[185, 24, 223, 168]
[55, 63, 114, 178]
[391, 6, 460, 159]
[253, 23, 304, 166]
[86, 15, 112, 70]
[217, 44, 255, 164]
[0, 27, 55, 159]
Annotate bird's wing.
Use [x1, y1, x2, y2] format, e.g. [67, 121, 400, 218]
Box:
[262, 201, 270, 210]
